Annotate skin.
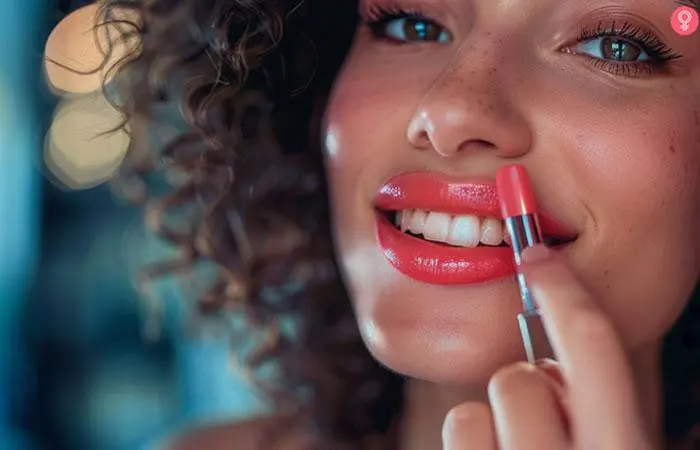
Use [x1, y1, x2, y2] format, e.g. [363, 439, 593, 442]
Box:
[322, 0, 700, 448]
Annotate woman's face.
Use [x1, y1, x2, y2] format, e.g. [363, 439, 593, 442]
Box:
[322, 0, 700, 384]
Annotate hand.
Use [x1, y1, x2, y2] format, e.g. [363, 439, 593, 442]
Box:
[442, 244, 654, 450]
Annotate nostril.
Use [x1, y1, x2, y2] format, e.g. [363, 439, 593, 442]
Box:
[456, 138, 496, 153]
[408, 129, 432, 149]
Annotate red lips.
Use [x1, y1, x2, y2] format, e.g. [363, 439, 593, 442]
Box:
[376, 172, 500, 218]
[374, 172, 574, 285]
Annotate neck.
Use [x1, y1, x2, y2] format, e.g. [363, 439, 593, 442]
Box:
[397, 342, 664, 450]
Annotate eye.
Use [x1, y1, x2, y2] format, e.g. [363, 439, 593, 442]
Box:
[572, 37, 650, 63]
[379, 16, 451, 43]
[562, 21, 682, 77]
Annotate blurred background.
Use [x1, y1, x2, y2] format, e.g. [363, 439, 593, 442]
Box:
[1, 1, 262, 449]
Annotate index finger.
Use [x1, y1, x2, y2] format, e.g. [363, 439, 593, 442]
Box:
[520, 244, 650, 449]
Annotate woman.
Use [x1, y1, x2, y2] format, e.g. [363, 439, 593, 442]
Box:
[99, 0, 700, 448]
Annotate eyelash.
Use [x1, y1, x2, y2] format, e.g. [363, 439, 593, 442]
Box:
[573, 21, 682, 77]
[362, 7, 683, 78]
[363, 5, 424, 21]
[364, 6, 433, 38]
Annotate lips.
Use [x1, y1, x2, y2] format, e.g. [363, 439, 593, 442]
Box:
[374, 172, 576, 285]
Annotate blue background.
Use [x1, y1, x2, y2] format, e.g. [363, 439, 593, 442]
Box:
[0, 2, 262, 448]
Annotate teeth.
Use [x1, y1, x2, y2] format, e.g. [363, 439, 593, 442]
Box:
[408, 210, 427, 234]
[396, 210, 407, 229]
[447, 215, 480, 247]
[480, 218, 503, 246]
[423, 212, 451, 242]
[394, 209, 508, 247]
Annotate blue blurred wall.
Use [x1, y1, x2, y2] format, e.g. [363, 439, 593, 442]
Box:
[0, 1, 43, 448]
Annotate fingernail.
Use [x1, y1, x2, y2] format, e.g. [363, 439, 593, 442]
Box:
[522, 244, 551, 263]
[535, 357, 557, 366]
[535, 358, 565, 387]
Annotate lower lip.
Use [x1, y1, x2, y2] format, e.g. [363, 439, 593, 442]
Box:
[375, 213, 515, 285]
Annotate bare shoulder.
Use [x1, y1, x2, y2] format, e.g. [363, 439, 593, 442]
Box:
[160, 414, 315, 450]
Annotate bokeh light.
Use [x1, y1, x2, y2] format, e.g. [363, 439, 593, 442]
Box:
[44, 92, 130, 190]
[44, 3, 139, 95]
[43, 2, 141, 190]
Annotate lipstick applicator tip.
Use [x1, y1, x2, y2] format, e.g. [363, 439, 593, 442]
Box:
[496, 164, 539, 218]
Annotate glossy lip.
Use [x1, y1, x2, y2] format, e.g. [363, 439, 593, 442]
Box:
[374, 172, 576, 285]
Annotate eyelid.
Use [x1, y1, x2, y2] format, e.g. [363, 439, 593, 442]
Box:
[360, 0, 459, 34]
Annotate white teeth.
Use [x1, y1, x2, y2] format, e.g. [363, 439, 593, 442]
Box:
[480, 218, 503, 246]
[447, 215, 480, 247]
[423, 212, 451, 242]
[408, 210, 427, 234]
[393, 209, 507, 247]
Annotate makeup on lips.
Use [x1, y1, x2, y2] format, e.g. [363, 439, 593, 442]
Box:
[374, 172, 575, 286]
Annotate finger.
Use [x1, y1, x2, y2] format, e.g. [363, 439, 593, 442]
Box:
[488, 362, 568, 450]
[520, 245, 648, 448]
[442, 402, 497, 450]
[536, 358, 565, 389]
[535, 359, 571, 434]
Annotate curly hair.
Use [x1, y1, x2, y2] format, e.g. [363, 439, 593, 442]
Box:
[96, 0, 700, 448]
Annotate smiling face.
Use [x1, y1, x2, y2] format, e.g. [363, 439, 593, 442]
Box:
[322, 0, 700, 384]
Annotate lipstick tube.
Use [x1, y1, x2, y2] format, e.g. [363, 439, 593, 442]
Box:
[496, 165, 555, 363]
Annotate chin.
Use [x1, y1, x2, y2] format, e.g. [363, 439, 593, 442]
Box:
[353, 283, 530, 385]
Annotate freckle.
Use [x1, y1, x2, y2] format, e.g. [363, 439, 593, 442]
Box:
[604, 269, 609, 275]
[470, 70, 475, 76]
[606, 283, 610, 290]
[670, 144, 676, 153]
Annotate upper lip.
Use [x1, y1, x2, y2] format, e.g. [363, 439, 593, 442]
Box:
[375, 171, 577, 240]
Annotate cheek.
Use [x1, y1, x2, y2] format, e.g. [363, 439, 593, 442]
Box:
[322, 46, 446, 170]
[543, 92, 700, 345]
[321, 54, 431, 232]
[567, 98, 700, 254]
[320, 58, 409, 296]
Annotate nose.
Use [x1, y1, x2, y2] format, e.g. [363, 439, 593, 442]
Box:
[407, 54, 532, 159]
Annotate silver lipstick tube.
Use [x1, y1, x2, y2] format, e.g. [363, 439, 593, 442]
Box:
[504, 214, 555, 363]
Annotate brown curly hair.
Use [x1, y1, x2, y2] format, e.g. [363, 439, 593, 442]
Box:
[96, 0, 700, 448]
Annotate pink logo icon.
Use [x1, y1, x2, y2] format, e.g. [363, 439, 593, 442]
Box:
[671, 6, 699, 36]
